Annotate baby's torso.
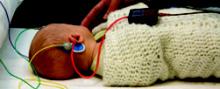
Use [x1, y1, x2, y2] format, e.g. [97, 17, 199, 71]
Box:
[91, 3, 220, 86]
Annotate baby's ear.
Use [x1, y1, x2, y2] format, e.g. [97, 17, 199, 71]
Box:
[68, 33, 84, 43]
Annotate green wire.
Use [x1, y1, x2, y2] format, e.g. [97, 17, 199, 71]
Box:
[14, 29, 41, 89]
[11, 29, 29, 60]
[14, 29, 29, 58]
[0, 58, 40, 89]
[3, 29, 41, 89]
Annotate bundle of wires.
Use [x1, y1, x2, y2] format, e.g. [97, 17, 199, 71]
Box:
[14, 29, 68, 89]
[0, 1, 67, 89]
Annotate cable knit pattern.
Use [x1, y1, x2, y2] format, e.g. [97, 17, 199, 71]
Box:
[102, 3, 220, 86]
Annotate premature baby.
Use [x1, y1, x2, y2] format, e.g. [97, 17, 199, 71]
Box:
[29, 3, 220, 86]
[29, 24, 99, 79]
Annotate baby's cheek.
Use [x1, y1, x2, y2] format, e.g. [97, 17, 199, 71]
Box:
[32, 48, 75, 79]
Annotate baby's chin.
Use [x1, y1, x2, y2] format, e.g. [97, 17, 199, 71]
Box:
[31, 48, 76, 80]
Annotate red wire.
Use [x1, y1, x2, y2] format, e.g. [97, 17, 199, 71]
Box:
[71, 41, 96, 79]
[105, 16, 128, 34]
[70, 16, 128, 79]
[159, 13, 171, 16]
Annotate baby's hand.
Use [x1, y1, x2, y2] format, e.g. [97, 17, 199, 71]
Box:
[81, 0, 121, 27]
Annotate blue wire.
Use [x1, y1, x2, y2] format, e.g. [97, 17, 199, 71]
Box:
[0, 1, 41, 89]
[0, 1, 10, 23]
[0, 1, 29, 59]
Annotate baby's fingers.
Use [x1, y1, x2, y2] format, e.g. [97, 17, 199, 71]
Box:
[81, 0, 106, 27]
[103, 0, 121, 19]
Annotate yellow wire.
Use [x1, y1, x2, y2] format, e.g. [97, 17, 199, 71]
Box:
[18, 78, 68, 89]
[30, 44, 63, 63]
[18, 44, 68, 89]
[28, 44, 63, 77]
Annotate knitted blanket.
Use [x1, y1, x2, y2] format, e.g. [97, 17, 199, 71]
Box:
[102, 3, 220, 86]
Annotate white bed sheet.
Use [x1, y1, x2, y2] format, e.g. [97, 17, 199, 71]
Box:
[0, 28, 220, 89]
[0, 0, 23, 48]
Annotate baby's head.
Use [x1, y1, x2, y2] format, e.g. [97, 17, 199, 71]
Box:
[29, 24, 97, 79]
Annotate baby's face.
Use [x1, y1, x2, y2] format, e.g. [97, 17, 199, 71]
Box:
[29, 24, 96, 79]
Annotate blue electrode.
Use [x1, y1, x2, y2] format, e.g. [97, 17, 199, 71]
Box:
[63, 42, 85, 53]
[73, 43, 86, 53]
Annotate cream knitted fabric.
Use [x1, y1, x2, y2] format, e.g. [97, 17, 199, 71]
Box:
[102, 3, 220, 86]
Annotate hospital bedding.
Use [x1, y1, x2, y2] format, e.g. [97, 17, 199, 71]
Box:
[0, 28, 220, 89]
[0, 0, 22, 48]
[0, 0, 220, 89]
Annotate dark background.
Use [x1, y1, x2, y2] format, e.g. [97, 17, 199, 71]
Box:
[10, 0, 100, 29]
[10, 0, 220, 29]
